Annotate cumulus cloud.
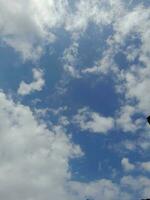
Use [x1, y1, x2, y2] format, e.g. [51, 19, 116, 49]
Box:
[121, 158, 135, 172]
[0, 91, 84, 200]
[18, 68, 45, 95]
[0, 0, 68, 60]
[74, 107, 114, 134]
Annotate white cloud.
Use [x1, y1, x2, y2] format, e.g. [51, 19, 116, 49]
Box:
[123, 66, 150, 114]
[82, 47, 120, 76]
[112, 6, 150, 122]
[64, 0, 125, 76]
[121, 159, 150, 173]
[141, 161, 150, 172]
[18, 68, 45, 95]
[113, 5, 150, 44]
[0, 0, 149, 68]
[81, 4, 150, 119]
[0, 0, 68, 60]
[121, 175, 150, 198]
[116, 105, 144, 133]
[0, 91, 84, 200]
[121, 158, 135, 172]
[65, 0, 124, 36]
[74, 107, 114, 134]
[80, 6, 150, 131]
[70, 179, 129, 200]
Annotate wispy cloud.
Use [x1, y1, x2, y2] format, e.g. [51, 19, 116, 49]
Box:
[18, 68, 45, 95]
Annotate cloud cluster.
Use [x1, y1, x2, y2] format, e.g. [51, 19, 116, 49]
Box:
[1, 90, 149, 200]
[0, 0, 126, 61]
[79, 3, 150, 137]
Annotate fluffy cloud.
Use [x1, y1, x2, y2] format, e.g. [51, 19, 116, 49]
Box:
[18, 68, 45, 95]
[121, 158, 135, 172]
[113, 5, 150, 43]
[0, 91, 83, 200]
[0, 0, 68, 60]
[74, 107, 114, 134]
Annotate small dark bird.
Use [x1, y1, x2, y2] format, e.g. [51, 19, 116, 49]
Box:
[147, 116, 150, 125]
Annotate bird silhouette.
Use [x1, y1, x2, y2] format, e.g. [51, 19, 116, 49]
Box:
[147, 116, 150, 125]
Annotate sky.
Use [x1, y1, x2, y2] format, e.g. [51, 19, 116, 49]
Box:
[0, 0, 150, 199]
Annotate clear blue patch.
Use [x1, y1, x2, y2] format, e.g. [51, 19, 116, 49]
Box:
[63, 76, 119, 116]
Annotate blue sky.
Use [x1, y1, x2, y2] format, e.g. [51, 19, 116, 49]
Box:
[0, 0, 150, 199]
